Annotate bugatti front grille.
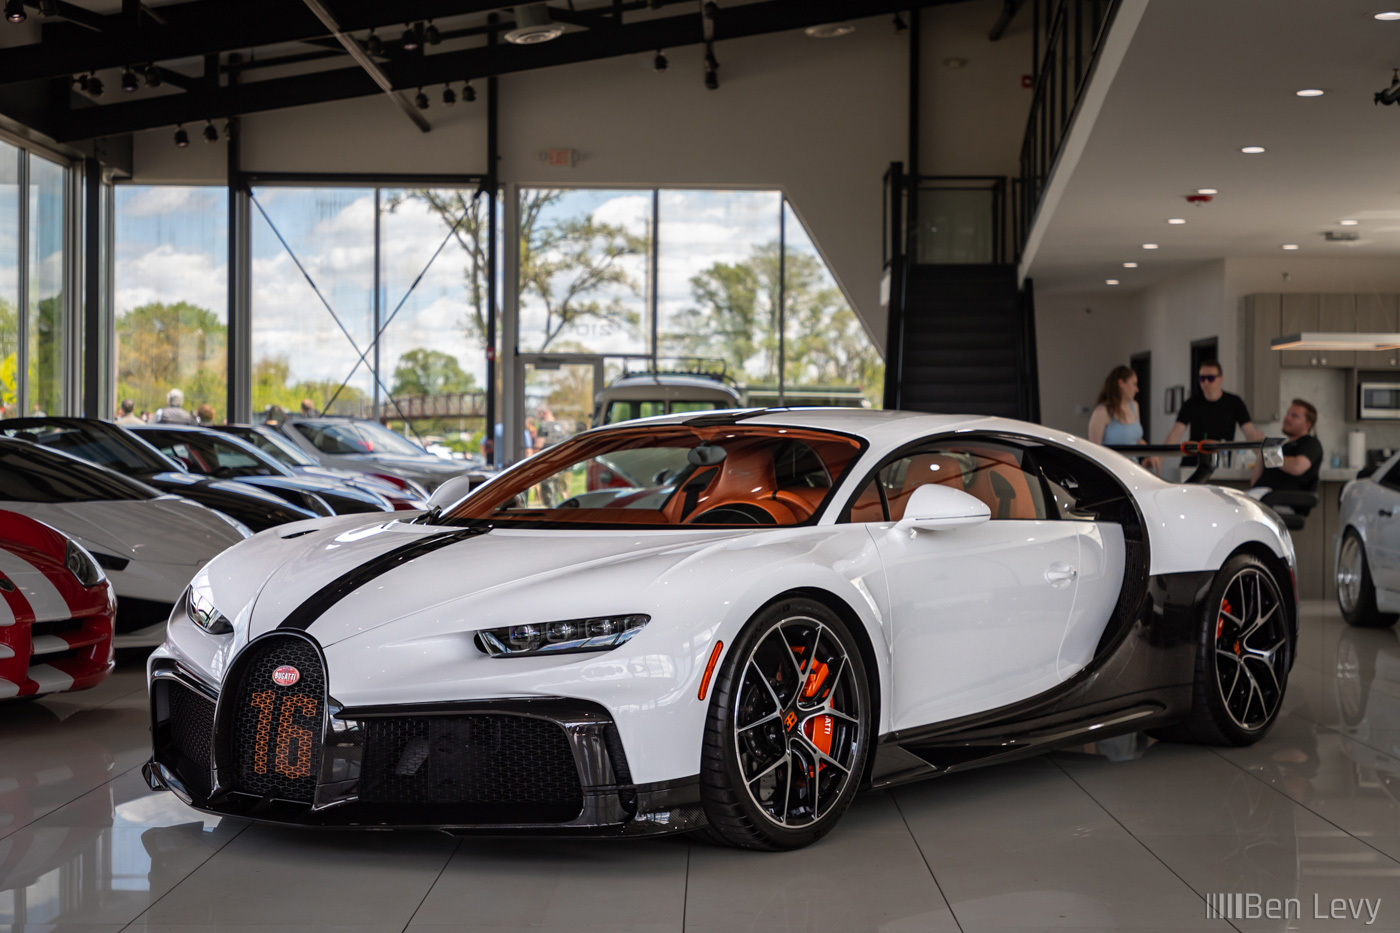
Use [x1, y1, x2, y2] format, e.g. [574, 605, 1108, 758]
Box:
[165, 683, 215, 798]
[229, 636, 326, 803]
[358, 715, 583, 823]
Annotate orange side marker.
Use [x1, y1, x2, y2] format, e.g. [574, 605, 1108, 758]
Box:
[698, 640, 725, 701]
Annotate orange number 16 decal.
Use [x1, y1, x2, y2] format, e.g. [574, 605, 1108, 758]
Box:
[248, 691, 319, 778]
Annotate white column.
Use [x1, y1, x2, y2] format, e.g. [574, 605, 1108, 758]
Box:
[500, 183, 520, 463]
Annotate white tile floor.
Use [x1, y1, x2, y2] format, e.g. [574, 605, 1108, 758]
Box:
[4, 603, 1400, 932]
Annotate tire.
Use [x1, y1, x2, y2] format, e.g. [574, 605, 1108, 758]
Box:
[1153, 553, 1291, 746]
[697, 597, 872, 850]
[1337, 530, 1399, 629]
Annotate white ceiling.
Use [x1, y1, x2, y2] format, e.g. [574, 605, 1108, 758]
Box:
[1026, 0, 1400, 294]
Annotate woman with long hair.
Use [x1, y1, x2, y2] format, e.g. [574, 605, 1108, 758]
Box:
[1088, 365, 1159, 471]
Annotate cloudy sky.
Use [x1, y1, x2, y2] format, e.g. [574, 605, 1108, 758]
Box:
[111, 184, 854, 400]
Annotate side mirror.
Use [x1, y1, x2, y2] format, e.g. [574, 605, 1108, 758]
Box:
[424, 474, 477, 512]
[893, 484, 990, 534]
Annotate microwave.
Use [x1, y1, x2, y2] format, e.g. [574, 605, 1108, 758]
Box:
[1359, 382, 1400, 419]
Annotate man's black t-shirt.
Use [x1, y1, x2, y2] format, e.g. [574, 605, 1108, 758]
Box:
[1259, 435, 1323, 492]
[1175, 391, 1252, 441]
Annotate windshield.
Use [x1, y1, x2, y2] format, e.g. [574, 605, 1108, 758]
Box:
[293, 420, 429, 458]
[136, 430, 285, 478]
[444, 424, 864, 528]
[224, 426, 318, 467]
[0, 420, 174, 475]
[0, 443, 158, 502]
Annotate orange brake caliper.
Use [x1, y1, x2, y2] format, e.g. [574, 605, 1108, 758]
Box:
[1217, 598, 1231, 640]
[801, 660, 833, 776]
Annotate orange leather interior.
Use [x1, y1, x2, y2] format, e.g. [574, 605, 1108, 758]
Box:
[847, 480, 885, 522]
[887, 453, 965, 521]
[883, 448, 1041, 522]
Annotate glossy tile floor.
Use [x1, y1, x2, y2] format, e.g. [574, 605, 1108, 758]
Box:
[4, 602, 1400, 933]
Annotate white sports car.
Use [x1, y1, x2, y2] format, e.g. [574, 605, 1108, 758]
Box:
[146, 410, 1297, 848]
[0, 438, 252, 647]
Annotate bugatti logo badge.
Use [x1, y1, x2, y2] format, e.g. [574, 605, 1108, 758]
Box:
[784, 710, 798, 732]
[271, 665, 300, 687]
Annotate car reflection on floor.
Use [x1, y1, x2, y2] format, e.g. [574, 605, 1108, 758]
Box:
[2, 606, 1399, 931]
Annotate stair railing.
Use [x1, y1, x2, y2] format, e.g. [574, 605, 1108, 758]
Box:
[1017, 0, 1122, 248]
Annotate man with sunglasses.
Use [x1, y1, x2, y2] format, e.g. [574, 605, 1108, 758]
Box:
[1164, 360, 1264, 464]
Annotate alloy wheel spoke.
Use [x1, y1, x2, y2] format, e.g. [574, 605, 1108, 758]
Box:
[795, 732, 851, 775]
[748, 660, 783, 714]
[738, 710, 782, 733]
[746, 750, 790, 788]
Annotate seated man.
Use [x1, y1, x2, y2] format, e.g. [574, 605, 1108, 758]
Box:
[1249, 398, 1321, 498]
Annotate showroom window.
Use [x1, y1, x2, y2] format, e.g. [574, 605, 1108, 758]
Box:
[248, 184, 486, 448]
[0, 140, 74, 418]
[113, 186, 228, 421]
[516, 187, 882, 446]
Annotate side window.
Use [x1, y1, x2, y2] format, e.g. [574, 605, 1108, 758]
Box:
[845, 440, 1049, 523]
[846, 476, 886, 522]
[1381, 462, 1400, 492]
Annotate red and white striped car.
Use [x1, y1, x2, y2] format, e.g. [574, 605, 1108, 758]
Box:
[0, 510, 116, 700]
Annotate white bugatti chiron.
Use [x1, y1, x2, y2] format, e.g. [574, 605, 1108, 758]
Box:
[146, 410, 1297, 848]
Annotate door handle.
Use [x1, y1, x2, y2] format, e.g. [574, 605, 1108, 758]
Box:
[1381, 509, 1394, 518]
[1045, 563, 1078, 587]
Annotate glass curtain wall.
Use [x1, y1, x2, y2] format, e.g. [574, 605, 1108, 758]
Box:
[0, 143, 17, 415]
[113, 186, 228, 421]
[519, 187, 882, 410]
[0, 143, 72, 418]
[250, 185, 485, 451]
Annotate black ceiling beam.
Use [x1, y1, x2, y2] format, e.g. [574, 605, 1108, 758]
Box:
[0, 0, 520, 88]
[52, 0, 967, 142]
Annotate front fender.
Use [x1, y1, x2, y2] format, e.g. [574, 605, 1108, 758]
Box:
[1144, 484, 1293, 575]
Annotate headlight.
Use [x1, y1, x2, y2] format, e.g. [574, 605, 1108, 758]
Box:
[184, 576, 232, 634]
[64, 540, 104, 587]
[476, 614, 650, 658]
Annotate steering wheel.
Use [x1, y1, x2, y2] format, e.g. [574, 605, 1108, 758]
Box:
[688, 503, 780, 525]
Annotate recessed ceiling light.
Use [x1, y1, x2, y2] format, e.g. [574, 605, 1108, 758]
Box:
[1241, 146, 1266, 154]
[1106, 279, 1120, 286]
[1375, 11, 1400, 20]
[1283, 244, 1300, 250]
[1167, 218, 1186, 224]
[1340, 219, 1360, 225]
[1142, 243, 1159, 249]
[1296, 88, 1325, 97]
[1123, 262, 1138, 268]
[1197, 188, 1219, 195]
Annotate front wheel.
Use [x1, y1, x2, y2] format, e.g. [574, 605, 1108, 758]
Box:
[1154, 554, 1291, 746]
[1337, 531, 1398, 629]
[698, 598, 871, 849]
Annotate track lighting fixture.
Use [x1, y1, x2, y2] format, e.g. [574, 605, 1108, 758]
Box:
[365, 29, 382, 55]
[174, 125, 189, 148]
[703, 2, 717, 20]
[463, 81, 476, 103]
[203, 120, 219, 142]
[402, 23, 420, 51]
[442, 83, 456, 105]
[414, 88, 429, 110]
[86, 74, 103, 97]
[1377, 69, 1400, 106]
[704, 44, 719, 90]
[74, 74, 89, 92]
[4, 1, 25, 24]
[121, 67, 138, 92]
[143, 64, 161, 88]
[893, 12, 908, 31]
[654, 50, 668, 71]
[424, 20, 440, 44]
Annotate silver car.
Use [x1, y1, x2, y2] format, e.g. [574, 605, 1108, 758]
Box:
[262, 417, 488, 494]
[1337, 457, 1400, 628]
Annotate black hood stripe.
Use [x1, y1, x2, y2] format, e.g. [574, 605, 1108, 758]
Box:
[277, 527, 488, 632]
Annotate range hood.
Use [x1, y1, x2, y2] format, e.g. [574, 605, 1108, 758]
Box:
[1271, 332, 1400, 351]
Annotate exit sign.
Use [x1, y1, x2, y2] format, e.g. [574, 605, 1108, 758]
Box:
[547, 148, 575, 167]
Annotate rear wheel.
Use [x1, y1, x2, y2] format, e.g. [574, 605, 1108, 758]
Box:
[698, 598, 871, 849]
[1154, 554, 1291, 746]
[1337, 531, 1398, 629]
